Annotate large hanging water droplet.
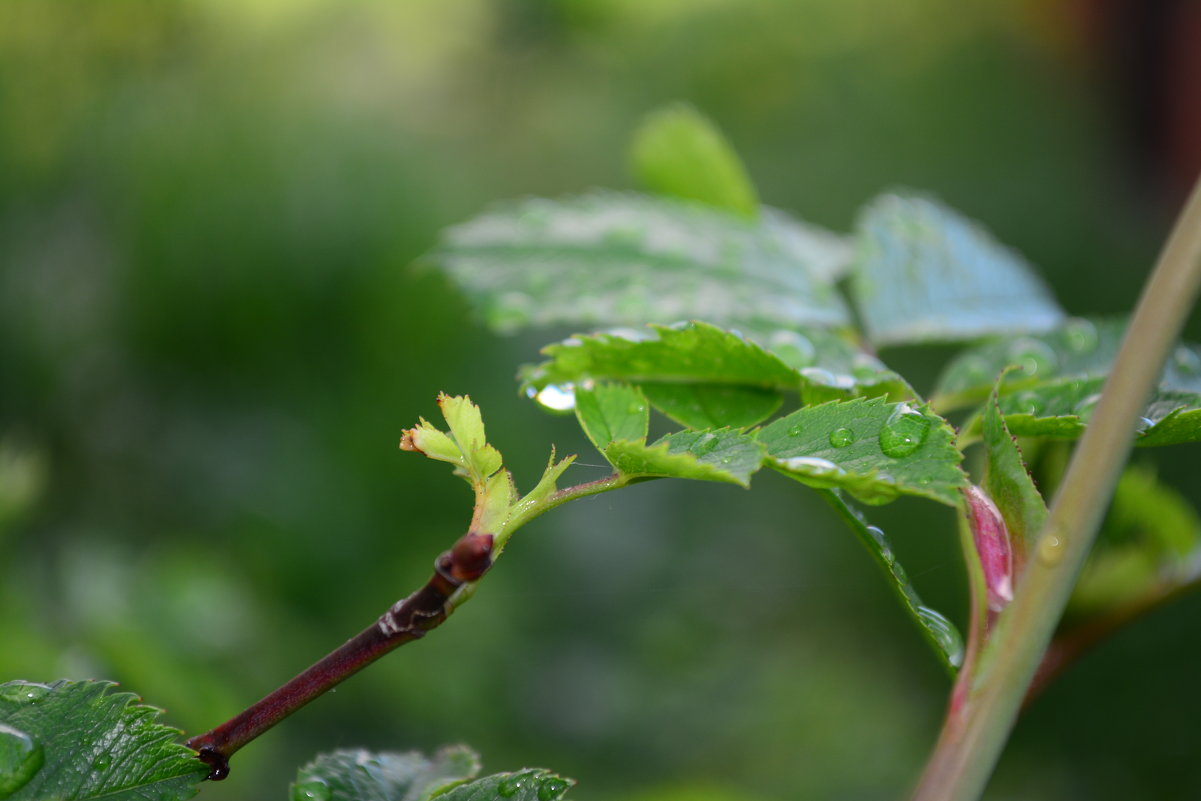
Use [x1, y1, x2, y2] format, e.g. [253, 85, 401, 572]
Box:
[1061, 319, 1098, 354]
[498, 770, 540, 798]
[0, 682, 50, 708]
[290, 779, 332, 801]
[915, 607, 964, 668]
[0, 723, 43, 798]
[537, 777, 571, 801]
[878, 408, 930, 458]
[828, 427, 856, 448]
[1006, 338, 1058, 378]
[526, 384, 576, 412]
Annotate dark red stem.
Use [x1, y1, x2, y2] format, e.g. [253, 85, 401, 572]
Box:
[185, 531, 494, 781]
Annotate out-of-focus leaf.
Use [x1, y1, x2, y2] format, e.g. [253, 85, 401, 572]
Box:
[436, 768, 574, 801]
[822, 491, 965, 671]
[430, 191, 851, 333]
[934, 317, 1201, 410]
[851, 193, 1063, 347]
[0, 679, 205, 801]
[629, 102, 759, 218]
[757, 397, 967, 506]
[290, 746, 480, 801]
[1069, 465, 1201, 615]
[606, 429, 763, 487]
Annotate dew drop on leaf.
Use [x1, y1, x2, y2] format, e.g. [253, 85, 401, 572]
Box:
[0, 723, 44, 798]
[91, 753, 111, 772]
[0, 682, 50, 708]
[878, 409, 930, 458]
[498, 770, 539, 798]
[538, 777, 571, 801]
[1062, 319, 1098, 354]
[865, 525, 894, 564]
[915, 607, 964, 668]
[828, 427, 855, 448]
[779, 456, 843, 477]
[787, 424, 803, 437]
[290, 779, 332, 801]
[529, 384, 576, 412]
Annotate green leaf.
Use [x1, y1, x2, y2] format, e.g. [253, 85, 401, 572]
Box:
[523, 322, 915, 425]
[981, 385, 1047, 554]
[934, 317, 1201, 410]
[430, 191, 851, 333]
[0, 679, 205, 801]
[437, 768, 574, 801]
[756, 397, 967, 506]
[606, 429, 763, 487]
[851, 193, 1064, 347]
[573, 383, 649, 452]
[821, 491, 965, 671]
[640, 383, 783, 429]
[290, 746, 480, 801]
[401, 395, 503, 484]
[508, 449, 576, 530]
[629, 102, 759, 218]
[1069, 465, 1201, 616]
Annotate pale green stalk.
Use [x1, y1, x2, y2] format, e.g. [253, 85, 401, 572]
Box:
[911, 178, 1201, 801]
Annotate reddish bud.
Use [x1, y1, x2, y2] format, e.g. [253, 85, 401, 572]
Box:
[965, 485, 1014, 612]
[449, 532, 494, 582]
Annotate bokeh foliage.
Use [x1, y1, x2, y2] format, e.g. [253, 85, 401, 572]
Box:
[1, 1, 1199, 799]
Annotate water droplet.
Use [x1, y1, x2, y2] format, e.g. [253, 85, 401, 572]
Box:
[865, 525, 894, 564]
[498, 770, 539, 798]
[779, 456, 843, 477]
[538, 777, 571, 801]
[828, 427, 856, 448]
[878, 408, 931, 458]
[91, 753, 111, 772]
[0, 723, 43, 798]
[1136, 416, 1155, 433]
[1013, 391, 1044, 416]
[1173, 346, 1201, 376]
[1007, 338, 1058, 378]
[767, 330, 816, 368]
[291, 779, 331, 801]
[0, 682, 50, 707]
[1061, 319, 1098, 354]
[1038, 533, 1064, 566]
[787, 424, 803, 437]
[916, 607, 965, 668]
[529, 384, 576, 412]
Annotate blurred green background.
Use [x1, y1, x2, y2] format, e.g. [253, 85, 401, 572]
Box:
[2, 1, 1200, 799]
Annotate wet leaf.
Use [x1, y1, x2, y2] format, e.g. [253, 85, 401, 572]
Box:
[639, 383, 783, 429]
[821, 491, 965, 671]
[851, 193, 1063, 347]
[629, 102, 759, 219]
[606, 429, 763, 487]
[756, 397, 967, 506]
[0, 679, 205, 801]
[430, 191, 851, 333]
[573, 383, 649, 452]
[290, 746, 480, 801]
[437, 768, 575, 801]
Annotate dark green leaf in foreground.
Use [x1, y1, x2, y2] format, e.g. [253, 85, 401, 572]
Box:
[934, 317, 1201, 410]
[0, 679, 205, 801]
[573, 383, 649, 452]
[1069, 465, 1201, 617]
[640, 383, 783, 429]
[290, 746, 480, 801]
[629, 102, 759, 219]
[822, 491, 965, 671]
[437, 768, 575, 801]
[981, 384, 1046, 554]
[757, 397, 967, 506]
[606, 429, 764, 487]
[851, 193, 1064, 347]
[430, 191, 851, 333]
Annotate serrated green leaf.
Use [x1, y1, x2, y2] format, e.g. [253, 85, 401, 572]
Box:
[606, 429, 763, 487]
[756, 397, 967, 506]
[0, 679, 204, 801]
[574, 383, 649, 452]
[851, 193, 1064, 347]
[1070, 465, 1201, 615]
[290, 746, 480, 801]
[821, 491, 965, 671]
[629, 103, 759, 218]
[439, 394, 503, 482]
[476, 471, 516, 535]
[508, 449, 576, 530]
[640, 383, 783, 429]
[934, 317, 1201, 410]
[431, 191, 851, 333]
[437, 768, 574, 801]
[981, 386, 1047, 554]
